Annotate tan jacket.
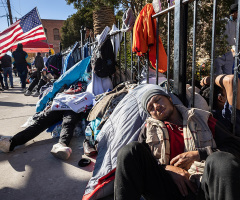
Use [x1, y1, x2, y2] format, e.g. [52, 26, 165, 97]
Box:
[144, 105, 216, 165]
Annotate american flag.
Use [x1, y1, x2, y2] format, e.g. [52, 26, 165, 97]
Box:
[0, 7, 46, 58]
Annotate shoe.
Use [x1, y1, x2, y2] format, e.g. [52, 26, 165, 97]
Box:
[21, 88, 26, 92]
[11, 86, 14, 88]
[31, 91, 40, 97]
[0, 88, 4, 91]
[0, 137, 11, 153]
[4, 86, 8, 90]
[24, 90, 32, 96]
[50, 143, 72, 160]
[83, 139, 97, 157]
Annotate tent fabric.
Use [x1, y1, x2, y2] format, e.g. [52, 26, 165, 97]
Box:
[11, 41, 53, 53]
[36, 56, 91, 112]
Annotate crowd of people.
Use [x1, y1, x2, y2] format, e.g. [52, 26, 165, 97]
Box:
[0, 43, 51, 93]
[0, 2, 240, 200]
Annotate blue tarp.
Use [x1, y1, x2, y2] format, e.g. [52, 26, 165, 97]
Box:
[36, 56, 91, 112]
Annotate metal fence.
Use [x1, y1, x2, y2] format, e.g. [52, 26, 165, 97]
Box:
[63, 0, 239, 136]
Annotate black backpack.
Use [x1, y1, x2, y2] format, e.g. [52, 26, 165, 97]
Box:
[91, 36, 116, 78]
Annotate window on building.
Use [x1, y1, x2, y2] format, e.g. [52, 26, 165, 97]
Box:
[53, 28, 60, 40]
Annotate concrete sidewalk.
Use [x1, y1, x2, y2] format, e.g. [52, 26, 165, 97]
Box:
[0, 79, 97, 200]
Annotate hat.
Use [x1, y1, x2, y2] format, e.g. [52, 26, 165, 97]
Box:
[230, 3, 238, 14]
[141, 88, 170, 115]
[121, 8, 136, 32]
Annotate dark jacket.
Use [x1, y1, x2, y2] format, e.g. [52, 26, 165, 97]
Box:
[12, 45, 28, 70]
[0, 54, 12, 68]
[34, 55, 44, 72]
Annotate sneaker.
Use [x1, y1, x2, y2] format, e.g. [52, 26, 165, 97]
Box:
[0, 137, 11, 153]
[24, 90, 32, 96]
[83, 139, 97, 157]
[31, 91, 40, 97]
[50, 143, 72, 160]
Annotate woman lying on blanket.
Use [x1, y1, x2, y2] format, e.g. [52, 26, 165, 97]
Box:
[0, 80, 94, 160]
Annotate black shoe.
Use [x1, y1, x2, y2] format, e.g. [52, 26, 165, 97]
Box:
[0, 88, 4, 91]
[83, 139, 97, 157]
[4, 86, 8, 90]
[11, 86, 14, 88]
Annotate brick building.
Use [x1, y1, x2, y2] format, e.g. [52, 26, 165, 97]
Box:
[41, 19, 65, 53]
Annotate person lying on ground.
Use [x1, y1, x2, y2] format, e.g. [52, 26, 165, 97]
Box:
[114, 88, 240, 200]
[200, 74, 240, 133]
[0, 81, 89, 160]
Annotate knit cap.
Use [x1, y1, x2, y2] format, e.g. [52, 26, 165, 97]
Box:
[141, 88, 170, 115]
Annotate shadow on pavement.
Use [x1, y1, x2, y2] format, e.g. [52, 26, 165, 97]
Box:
[0, 137, 94, 199]
[0, 102, 36, 107]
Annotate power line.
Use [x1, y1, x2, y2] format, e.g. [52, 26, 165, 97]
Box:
[11, 3, 22, 16]
[1, 0, 8, 14]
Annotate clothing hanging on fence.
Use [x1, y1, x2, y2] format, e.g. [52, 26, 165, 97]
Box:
[110, 24, 122, 60]
[121, 8, 136, 32]
[96, 26, 110, 47]
[132, 3, 167, 73]
[62, 42, 81, 74]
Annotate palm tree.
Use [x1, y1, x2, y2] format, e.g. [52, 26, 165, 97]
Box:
[93, 4, 115, 35]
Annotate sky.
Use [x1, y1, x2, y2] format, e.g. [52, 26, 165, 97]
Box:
[0, 0, 76, 32]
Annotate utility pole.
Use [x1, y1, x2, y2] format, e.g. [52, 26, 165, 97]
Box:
[6, 0, 13, 25]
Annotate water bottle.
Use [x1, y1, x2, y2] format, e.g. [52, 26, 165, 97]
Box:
[85, 123, 94, 145]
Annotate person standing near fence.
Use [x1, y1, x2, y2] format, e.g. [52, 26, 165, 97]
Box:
[12, 43, 31, 91]
[215, 3, 238, 75]
[0, 54, 14, 90]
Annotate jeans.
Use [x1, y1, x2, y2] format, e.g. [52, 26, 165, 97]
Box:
[3, 67, 13, 88]
[114, 142, 240, 200]
[0, 72, 4, 88]
[17, 68, 28, 89]
[10, 110, 86, 150]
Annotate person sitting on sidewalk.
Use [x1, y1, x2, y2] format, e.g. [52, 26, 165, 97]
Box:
[25, 52, 45, 96]
[0, 80, 89, 160]
[200, 74, 240, 134]
[114, 88, 240, 200]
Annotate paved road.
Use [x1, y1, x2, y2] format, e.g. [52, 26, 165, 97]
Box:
[0, 78, 97, 200]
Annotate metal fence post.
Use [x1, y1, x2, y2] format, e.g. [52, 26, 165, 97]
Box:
[232, 0, 240, 136]
[209, 0, 217, 112]
[174, 0, 188, 104]
[191, 0, 198, 107]
[167, 1, 171, 92]
[156, 17, 159, 85]
[124, 32, 127, 81]
[131, 30, 133, 82]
